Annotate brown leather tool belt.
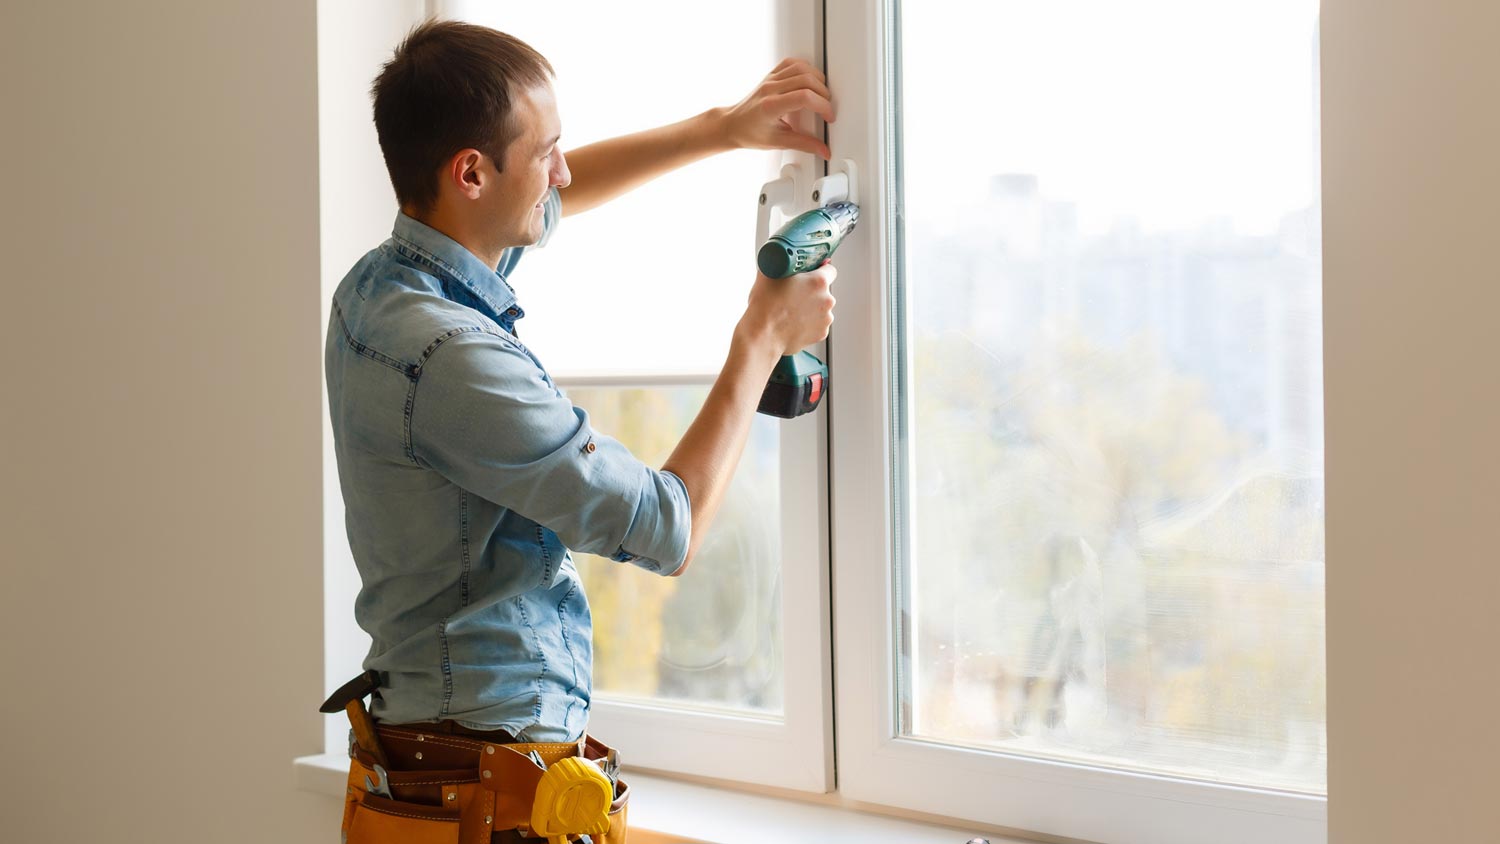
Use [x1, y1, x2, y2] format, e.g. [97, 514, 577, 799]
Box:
[342, 724, 629, 844]
[324, 673, 627, 844]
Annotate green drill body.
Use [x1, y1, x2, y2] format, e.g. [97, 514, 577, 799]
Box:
[755, 201, 860, 418]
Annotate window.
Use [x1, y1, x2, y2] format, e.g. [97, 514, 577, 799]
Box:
[827, 1, 1326, 841]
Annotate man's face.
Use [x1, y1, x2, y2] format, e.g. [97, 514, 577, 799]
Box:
[484, 83, 570, 250]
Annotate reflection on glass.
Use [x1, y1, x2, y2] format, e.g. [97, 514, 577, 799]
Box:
[567, 385, 783, 716]
[896, 0, 1326, 793]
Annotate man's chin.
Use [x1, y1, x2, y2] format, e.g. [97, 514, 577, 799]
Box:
[526, 204, 545, 243]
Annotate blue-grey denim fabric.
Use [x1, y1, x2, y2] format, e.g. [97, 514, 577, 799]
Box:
[325, 186, 690, 742]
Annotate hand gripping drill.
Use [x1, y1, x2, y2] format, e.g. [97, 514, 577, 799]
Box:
[753, 200, 860, 418]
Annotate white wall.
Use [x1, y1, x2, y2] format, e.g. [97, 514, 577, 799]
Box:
[0, 1, 340, 840]
[1322, 2, 1500, 842]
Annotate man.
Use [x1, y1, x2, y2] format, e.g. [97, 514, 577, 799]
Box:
[323, 19, 836, 842]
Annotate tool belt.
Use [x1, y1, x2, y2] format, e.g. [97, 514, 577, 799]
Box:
[323, 671, 629, 844]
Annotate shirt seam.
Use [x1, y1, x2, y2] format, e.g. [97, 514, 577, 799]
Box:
[437, 618, 454, 718]
[534, 524, 556, 587]
[332, 299, 418, 377]
[459, 489, 471, 608]
[401, 378, 420, 465]
[557, 581, 583, 698]
[514, 596, 546, 724]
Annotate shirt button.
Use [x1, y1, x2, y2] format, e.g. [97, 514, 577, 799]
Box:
[506, 307, 519, 316]
[584, 441, 597, 454]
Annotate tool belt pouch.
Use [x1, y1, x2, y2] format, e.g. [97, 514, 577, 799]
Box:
[341, 760, 463, 844]
[341, 737, 629, 844]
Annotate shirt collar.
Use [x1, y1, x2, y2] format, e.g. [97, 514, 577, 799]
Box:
[390, 212, 519, 318]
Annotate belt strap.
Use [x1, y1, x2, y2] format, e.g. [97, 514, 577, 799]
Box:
[320, 669, 381, 713]
[322, 670, 388, 767]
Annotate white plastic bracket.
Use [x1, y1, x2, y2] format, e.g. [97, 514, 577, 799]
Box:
[811, 159, 859, 207]
[756, 163, 803, 251]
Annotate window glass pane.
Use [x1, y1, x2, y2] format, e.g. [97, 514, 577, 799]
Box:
[448, 1, 780, 376]
[566, 384, 783, 716]
[894, 0, 1325, 793]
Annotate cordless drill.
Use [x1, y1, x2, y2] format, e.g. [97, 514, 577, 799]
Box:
[755, 201, 860, 418]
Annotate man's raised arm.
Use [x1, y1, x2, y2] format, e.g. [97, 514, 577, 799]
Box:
[557, 58, 834, 217]
[661, 262, 836, 577]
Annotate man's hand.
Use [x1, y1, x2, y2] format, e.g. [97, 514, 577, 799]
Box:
[740, 263, 838, 355]
[559, 58, 836, 216]
[716, 58, 835, 160]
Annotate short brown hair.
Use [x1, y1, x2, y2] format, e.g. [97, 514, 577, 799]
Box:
[371, 19, 554, 213]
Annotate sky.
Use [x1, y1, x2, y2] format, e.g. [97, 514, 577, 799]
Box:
[901, 0, 1322, 236]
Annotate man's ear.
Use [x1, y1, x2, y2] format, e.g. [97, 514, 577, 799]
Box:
[446, 149, 486, 200]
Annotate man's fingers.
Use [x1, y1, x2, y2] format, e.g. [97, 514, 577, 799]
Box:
[776, 128, 831, 160]
[773, 65, 825, 88]
[761, 89, 836, 125]
[805, 263, 837, 288]
[766, 72, 831, 102]
[770, 57, 822, 82]
[771, 57, 800, 74]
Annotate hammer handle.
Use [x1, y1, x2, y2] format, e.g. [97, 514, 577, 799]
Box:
[345, 699, 389, 767]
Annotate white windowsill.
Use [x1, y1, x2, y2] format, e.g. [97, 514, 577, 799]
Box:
[293, 753, 1040, 844]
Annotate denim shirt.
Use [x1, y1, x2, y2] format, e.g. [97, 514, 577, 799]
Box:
[325, 187, 691, 742]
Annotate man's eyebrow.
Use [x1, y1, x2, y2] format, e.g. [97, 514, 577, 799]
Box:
[540, 134, 561, 151]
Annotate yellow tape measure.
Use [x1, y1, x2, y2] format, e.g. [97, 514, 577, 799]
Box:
[530, 756, 613, 844]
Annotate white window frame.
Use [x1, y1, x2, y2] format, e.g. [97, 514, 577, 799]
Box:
[823, 2, 1328, 842]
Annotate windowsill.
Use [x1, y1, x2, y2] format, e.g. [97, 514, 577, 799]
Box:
[293, 753, 1037, 844]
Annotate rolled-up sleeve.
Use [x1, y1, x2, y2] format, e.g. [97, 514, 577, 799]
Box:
[409, 329, 690, 575]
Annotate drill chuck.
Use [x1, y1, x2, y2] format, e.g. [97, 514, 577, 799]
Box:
[756, 201, 860, 279]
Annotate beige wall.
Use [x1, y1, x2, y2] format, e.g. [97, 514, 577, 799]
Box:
[0, 1, 339, 841]
[1322, 1, 1500, 842]
[2, 1, 1497, 842]
[317, 0, 430, 754]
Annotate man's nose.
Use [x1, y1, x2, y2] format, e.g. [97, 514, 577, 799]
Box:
[552, 153, 571, 189]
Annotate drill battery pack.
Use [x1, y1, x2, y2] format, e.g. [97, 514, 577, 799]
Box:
[756, 350, 827, 419]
